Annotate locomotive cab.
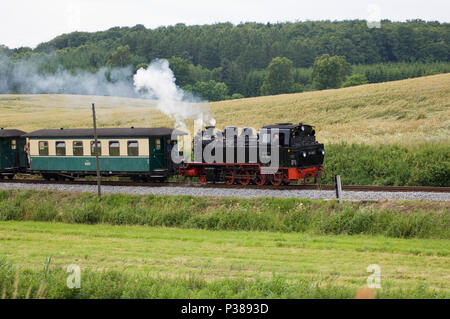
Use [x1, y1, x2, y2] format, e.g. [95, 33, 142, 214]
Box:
[260, 123, 324, 168]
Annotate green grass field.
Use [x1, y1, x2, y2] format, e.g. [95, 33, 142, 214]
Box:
[0, 221, 448, 298]
[0, 190, 448, 298]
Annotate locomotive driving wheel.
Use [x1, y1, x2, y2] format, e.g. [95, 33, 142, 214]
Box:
[283, 173, 291, 185]
[270, 173, 283, 186]
[254, 173, 266, 186]
[239, 170, 250, 186]
[224, 169, 235, 185]
[199, 176, 207, 184]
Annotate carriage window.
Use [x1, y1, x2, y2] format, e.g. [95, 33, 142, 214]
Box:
[155, 138, 161, 150]
[90, 141, 102, 156]
[127, 141, 139, 156]
[109, 141, 120, 156]
[56, 141, 66, 156]
[39, 141, 49, 156]
[11, 139, 16, 150]
[73, 141, 83, 156]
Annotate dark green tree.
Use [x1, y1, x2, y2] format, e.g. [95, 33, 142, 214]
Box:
[107, 45, 132, 67]
[243, 70, 266, 97]
[220, 59, 244, 94]
[185, 80, 229, 101]
[311, 54, 352, 89]
[260, 57, 294, 95]
[168, 56, 192, 87]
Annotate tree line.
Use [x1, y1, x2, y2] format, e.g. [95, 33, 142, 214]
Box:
[1, 20, 449, 100]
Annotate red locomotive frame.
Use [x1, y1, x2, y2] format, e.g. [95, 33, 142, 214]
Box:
[179, 163, 323, 186]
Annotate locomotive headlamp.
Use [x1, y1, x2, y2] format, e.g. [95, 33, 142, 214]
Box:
[321, 149, 325, 156]
[288, 149, 291, 152]
[301, 126, 305, 131]
[302, 152, 307, 158]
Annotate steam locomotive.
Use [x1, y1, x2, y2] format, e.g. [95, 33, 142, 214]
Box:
[0, 122, 324, 186]
[179, 122, 324, 185]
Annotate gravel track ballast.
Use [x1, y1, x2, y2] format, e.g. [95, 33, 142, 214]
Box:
[1, 182, 449, 202]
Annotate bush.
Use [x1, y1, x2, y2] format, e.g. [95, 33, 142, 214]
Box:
[230, 93, 244, 99]
[322, 143, 450, 187]
[342, 73, 369, 87]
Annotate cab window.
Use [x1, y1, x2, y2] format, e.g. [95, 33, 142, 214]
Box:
[109, 141, 120, 156]
[127, 141, 139, 156]
[39, 141, 49, 156]
[90, 141, 101, 156]
[56, 141, 66, 156]
[155, 138, 161, 150]
[11, 139, 16, 150]
[73, 141, 83, 156]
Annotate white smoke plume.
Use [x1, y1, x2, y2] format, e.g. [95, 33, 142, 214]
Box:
[0, 54, 137, 97]
[133, 59, 215, 129]
[0, 52, 215, 129]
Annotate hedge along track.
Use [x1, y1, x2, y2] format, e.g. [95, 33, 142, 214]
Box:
[0, 178, 449, 193]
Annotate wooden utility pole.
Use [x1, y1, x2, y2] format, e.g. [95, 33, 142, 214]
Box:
[92, 103, 101, 197]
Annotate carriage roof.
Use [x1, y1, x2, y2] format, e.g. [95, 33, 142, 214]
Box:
[24, 127, 186, 138]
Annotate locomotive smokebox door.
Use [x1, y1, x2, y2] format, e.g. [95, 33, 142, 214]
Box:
[205, 167, 216, 182]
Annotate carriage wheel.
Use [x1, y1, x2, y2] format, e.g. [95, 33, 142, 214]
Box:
[254, 173, 266, 186]
[270, 173, 283, 186]
[239, 170, 250, 186]
[224, 170, 235, 185]
[199, 176, 207, 184]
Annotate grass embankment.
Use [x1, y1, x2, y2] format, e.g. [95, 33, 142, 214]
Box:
[0, 221, 448, 299]
[323, 143, 450, 186]
[0, 190, 448, 239]
[0, 73, 449, 146]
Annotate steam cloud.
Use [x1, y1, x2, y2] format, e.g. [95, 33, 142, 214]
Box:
[133, 59, 215, 129]
[0, 54, 215, 129]
[0, 54, 137, 97]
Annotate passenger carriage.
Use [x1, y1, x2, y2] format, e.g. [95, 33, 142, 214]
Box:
[23, 127, 185, 181]
[0, 128, 27, 179]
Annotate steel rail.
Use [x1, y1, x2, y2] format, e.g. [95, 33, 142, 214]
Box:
[0, 178, 449, 193]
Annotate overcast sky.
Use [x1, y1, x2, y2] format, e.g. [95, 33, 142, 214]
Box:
[1, 0, 449, 48]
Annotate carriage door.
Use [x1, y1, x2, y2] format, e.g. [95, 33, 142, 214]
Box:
[149, 137, 164, 169]
[0, 139, 7, 169]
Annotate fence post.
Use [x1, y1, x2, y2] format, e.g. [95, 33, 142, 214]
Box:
[334, 174, 343, 204]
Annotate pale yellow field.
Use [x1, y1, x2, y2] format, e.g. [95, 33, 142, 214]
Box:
[1, 73, 449, 145]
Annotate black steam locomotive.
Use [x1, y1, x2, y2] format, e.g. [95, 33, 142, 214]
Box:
[179, 122, 324, 186]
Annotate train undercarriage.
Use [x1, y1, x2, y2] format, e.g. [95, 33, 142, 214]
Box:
[179, 163, 323, 186]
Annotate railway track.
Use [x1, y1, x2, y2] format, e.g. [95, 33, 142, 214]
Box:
[0, 178, 448, 193]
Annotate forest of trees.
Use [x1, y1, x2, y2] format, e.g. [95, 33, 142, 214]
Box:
[0, 20, 449, 100]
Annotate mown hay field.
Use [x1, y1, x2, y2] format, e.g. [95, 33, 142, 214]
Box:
[0, 191, 449, 298]
[0, 220, 448, 298]
[0, 73, 449, 145]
